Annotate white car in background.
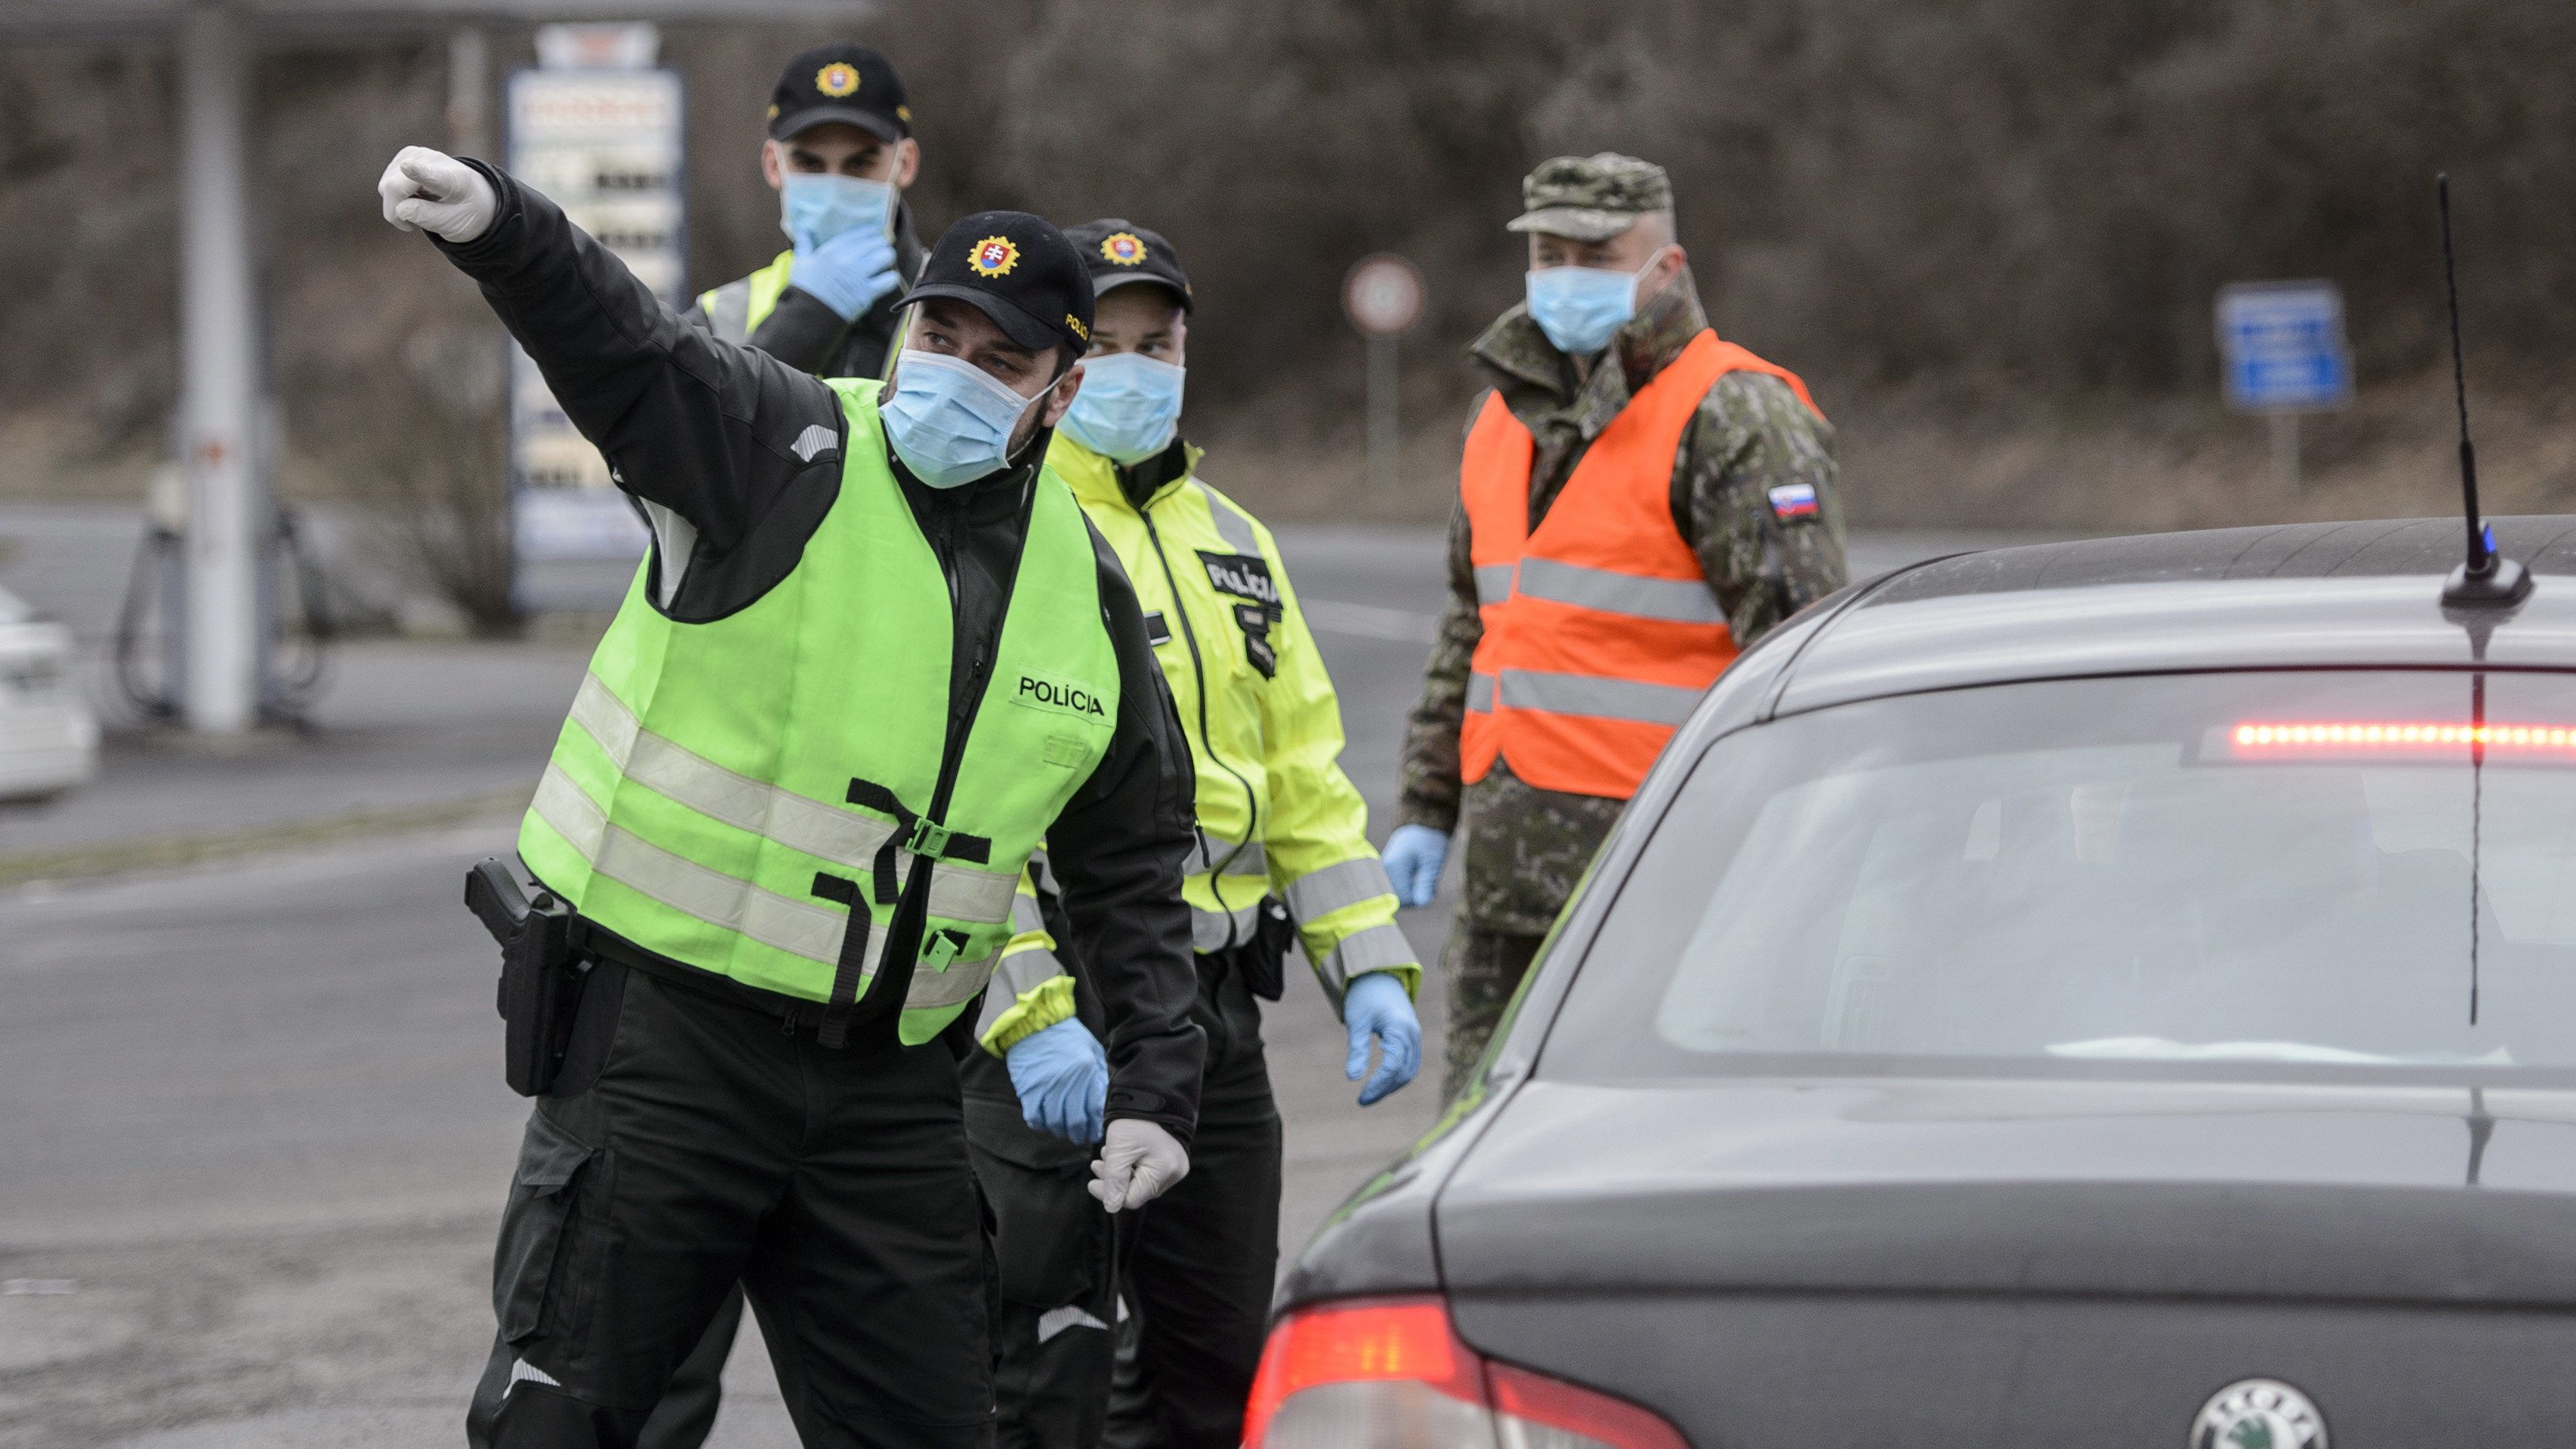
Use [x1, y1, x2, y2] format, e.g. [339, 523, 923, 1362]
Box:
[0, 582, 98, 801]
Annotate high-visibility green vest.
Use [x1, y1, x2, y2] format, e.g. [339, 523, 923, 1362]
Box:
[697, 251, 797, 344]
[518, 378, 1122, 1046]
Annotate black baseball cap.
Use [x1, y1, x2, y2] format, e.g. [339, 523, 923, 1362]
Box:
[898, 211, 1095, 356]
[767, 44, 911, 143]
[1062, 218, 1192, 313]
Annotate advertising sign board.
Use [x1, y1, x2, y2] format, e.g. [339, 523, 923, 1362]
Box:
[506, 57, 682, 560]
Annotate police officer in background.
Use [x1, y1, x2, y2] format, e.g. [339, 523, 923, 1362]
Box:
[1387, 154, 1846, 1099]
[966, 219, 1425, 1449]
[378, 146, 1203, 1448]
[686, 43, 925, 375]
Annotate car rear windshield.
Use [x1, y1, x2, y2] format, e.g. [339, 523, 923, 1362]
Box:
[1544, 670, 2576, 1081]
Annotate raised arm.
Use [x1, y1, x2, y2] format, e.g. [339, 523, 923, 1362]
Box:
[381, 146, 843, 555]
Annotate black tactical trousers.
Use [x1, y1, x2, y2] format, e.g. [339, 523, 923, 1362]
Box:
[637, 967, 1276, 1449]
[973, 962, 1277, 1449]
[466, 965, 993, 1449]
[1100, 1021, 1282, 1449]
[977, 963, 1282, 1449]
[964, 1070, 1121, 1449]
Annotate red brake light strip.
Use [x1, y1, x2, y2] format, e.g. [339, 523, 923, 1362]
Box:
[2232, 721, 2576, 753]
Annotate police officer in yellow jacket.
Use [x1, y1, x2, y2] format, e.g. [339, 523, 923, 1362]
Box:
[961, 219, 1424, 1449]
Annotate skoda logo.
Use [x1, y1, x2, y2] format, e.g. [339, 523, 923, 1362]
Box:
[2191, 1379, 2327, 1449]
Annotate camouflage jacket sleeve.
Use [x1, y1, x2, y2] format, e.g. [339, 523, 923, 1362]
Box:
[1678, 372, 1849, 648]
[1394, 490, 1482, 836]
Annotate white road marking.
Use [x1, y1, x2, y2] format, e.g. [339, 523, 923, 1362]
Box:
[1300, 598, 1439, 643]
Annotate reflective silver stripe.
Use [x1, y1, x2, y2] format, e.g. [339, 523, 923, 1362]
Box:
[975, 942, 1069, 1040]
[533, 771, 846, 964]
[1282, 856, 1395, 923]
[1195, 831, 1266, 878]
[1466, 671, 1497, 714]
[1474, 563, 1516, 606]
[993, 943, 1068, 996]
[1204, 490, 1262, 557]
[1499, 668, 1702, 726]
[704, 278, 752, 344]
[1191, 901, 1262, 954]
[973, 981, 1013, 1042]
[533, 763, 609, 862]
[567, 674, 1017, 926]
[907, 948, 1001, 1010]
[1319, 920, 1417, 995]
[1010, 893, 1046, 934]
[533, 764, 999, 1010]
[1515, 557, 1723, 624]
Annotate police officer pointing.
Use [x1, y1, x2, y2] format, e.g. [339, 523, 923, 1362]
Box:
[687, 44, 925, 375]
[377, 146, 1204, 1448]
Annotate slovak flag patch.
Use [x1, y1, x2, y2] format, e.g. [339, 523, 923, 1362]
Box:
[1766, 482, 1820, 520]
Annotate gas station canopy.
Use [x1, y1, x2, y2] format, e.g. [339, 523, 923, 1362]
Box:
[0, 1, 865, 37]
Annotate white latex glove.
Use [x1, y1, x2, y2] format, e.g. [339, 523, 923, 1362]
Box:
[377, 146, 498, 244]
[1088, 1118, 1189, 1213]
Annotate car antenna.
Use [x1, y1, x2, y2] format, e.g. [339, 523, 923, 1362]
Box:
[2436, 173, 2531, 608]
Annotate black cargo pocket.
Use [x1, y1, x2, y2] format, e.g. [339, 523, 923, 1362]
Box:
[983, 1160, 1107, 1308]
[493, 1111, 597, 1343]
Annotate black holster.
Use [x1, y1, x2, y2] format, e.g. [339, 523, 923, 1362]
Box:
[464, 857, 588, 1097]
[1237, 896, 1297, 1003]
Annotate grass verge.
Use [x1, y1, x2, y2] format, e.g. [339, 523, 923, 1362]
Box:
[0, 785, 529, 888]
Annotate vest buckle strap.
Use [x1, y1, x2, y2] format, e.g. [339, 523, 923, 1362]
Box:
[921, 928, 968, 973]
[909, 820, 957, 861]
[807, 871, 875, 1049]
[847, 779, 994, 866]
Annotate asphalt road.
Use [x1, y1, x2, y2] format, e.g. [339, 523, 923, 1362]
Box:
[0, 525, 1466, 1449]
[0, 523, 2003, 1447]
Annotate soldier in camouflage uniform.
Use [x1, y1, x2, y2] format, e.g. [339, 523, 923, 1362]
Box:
[1384, 153, 1849, 1099]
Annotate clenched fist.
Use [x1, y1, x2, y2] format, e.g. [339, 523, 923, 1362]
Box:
[377, 146, 498, 245]
[1088, 1118, 1189, 1213]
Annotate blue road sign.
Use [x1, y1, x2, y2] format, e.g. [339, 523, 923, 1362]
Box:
[2217, 281, 2353, 412]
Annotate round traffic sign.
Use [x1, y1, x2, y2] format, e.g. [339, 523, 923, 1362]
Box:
[1344, 254, 1424, 336]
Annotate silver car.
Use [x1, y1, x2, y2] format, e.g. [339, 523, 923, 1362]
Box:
[1260, 516, 2576, 1449]
[0, 582, 98, 800]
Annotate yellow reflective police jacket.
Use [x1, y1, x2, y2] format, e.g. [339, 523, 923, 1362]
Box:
[977, 435, 1418, 1052]
[696, 251, 797, 344]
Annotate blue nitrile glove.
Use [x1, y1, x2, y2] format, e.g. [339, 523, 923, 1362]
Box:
[1342, 971, 1421, 1106]
[1006, 1017, 1109, 1144]
[1381, 825, 1450, 908]
[791, 224, 902, 322]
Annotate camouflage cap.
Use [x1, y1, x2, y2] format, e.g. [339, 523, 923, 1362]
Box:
[1507, 153, 1672, 242]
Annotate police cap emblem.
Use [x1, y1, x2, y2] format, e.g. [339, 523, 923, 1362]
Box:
[815, 62, 862, 97]
[968, 236, 1021, 278]
[2192, 1380, 2327, 1449]
[1100, 231, 1148, 266]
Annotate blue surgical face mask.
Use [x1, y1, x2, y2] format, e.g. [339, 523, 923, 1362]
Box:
[881, 350, 1045, 490]
[1523, 247, 1668, 356]
[1060, 353, 1186, 465]
[778, 171, 896, 248]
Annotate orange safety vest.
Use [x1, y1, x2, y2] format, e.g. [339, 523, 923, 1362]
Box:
[1459, 329, 1821, 800]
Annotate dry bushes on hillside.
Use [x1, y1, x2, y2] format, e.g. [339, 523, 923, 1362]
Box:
[2, 0, 2570, 526]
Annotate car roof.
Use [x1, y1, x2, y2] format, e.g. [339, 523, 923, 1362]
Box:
[1773, 515, 2576, 715]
